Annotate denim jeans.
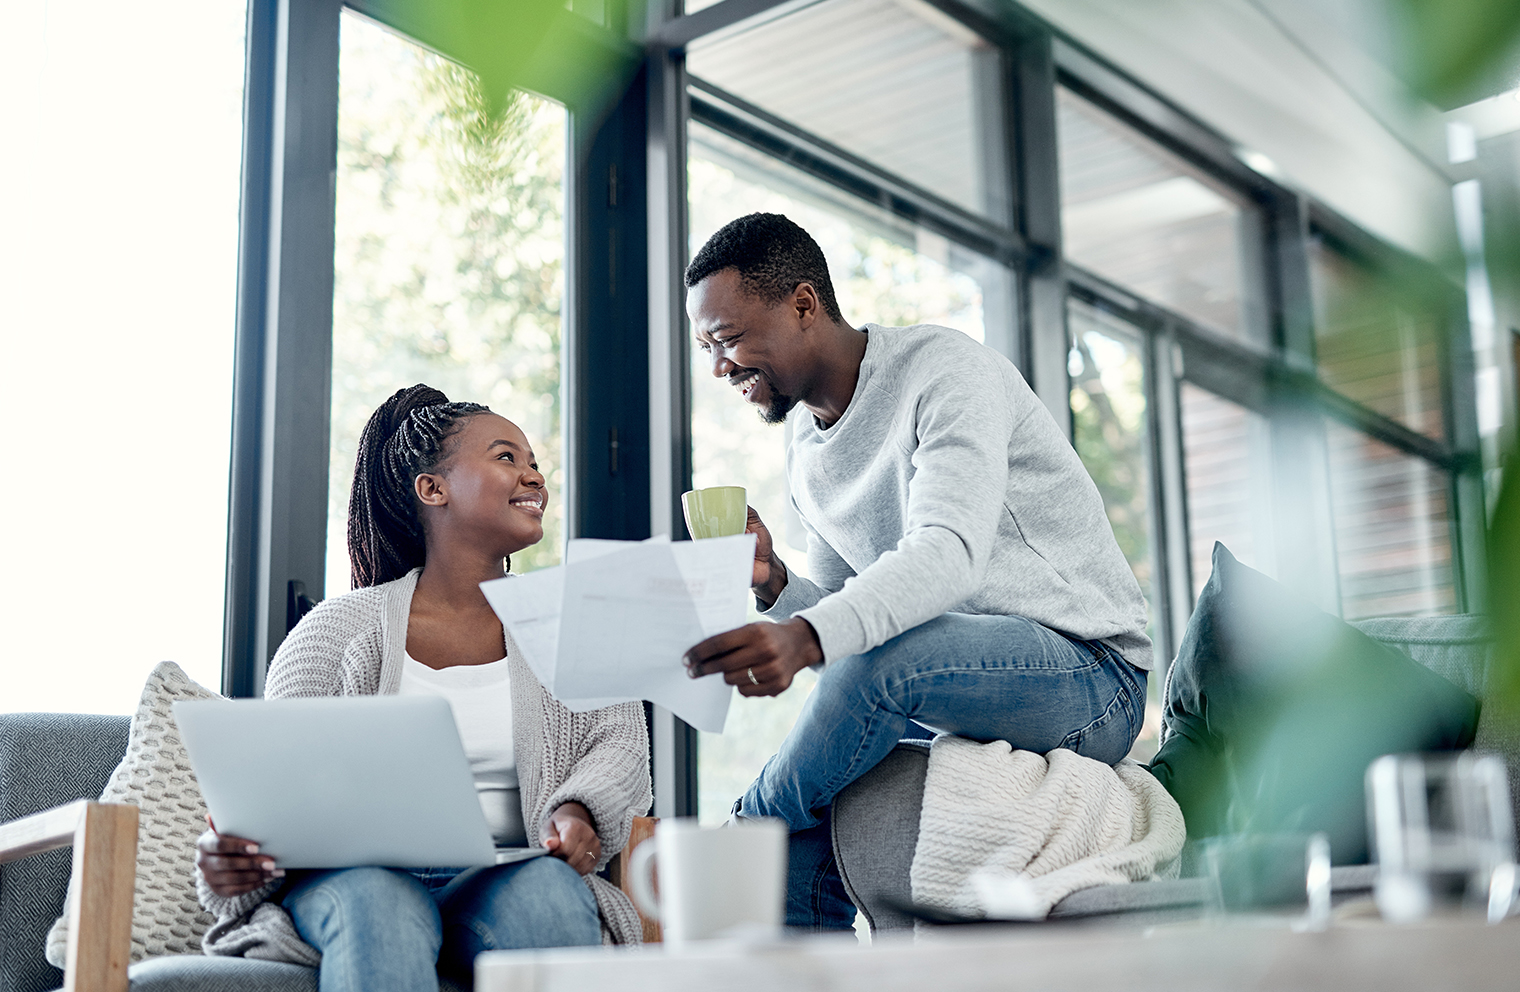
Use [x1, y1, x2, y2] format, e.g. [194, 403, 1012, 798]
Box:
[281, 856, 600, 992]
[739, 612, 1147, 930]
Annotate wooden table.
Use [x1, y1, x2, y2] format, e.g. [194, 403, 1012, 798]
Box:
[477, 915, 1520, 992]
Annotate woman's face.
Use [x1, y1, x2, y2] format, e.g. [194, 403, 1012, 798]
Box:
[420, 413, 547, 555]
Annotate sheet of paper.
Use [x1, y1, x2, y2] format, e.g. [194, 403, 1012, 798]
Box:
[480, 534, 753, 733]
[480, 565, 564, 692]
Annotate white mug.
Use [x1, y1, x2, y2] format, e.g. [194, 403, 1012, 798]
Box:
[628, 817, 786, 945]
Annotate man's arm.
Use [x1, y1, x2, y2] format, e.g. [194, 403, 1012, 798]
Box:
[755, 496, 855, 617]
[794, 374, 1015, 663]
[688, 361, 1018, 692]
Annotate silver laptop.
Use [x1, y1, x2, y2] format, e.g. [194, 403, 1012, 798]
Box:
[174, 696, 547, 870]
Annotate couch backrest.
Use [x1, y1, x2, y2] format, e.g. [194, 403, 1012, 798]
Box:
[0, 714, 129, 992]
[1352, 614, 1491, 698]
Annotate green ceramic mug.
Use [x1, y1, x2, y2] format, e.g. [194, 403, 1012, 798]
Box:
[681, 486, 747, 540]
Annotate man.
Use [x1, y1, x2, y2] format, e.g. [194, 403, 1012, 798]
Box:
[682, 213, 1151, 930]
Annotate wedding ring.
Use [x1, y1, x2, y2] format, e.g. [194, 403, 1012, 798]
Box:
[747, 667, 759, 685]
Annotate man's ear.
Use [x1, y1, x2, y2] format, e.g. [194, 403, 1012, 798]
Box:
[794, 282, 820, 328]
[415, 472, 447, 507]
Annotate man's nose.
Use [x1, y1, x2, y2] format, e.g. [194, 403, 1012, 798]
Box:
[710, 350, 737, 379]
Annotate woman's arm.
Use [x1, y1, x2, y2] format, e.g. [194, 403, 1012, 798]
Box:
[538, 701, 652, 871]
[196, 600, 360, 910]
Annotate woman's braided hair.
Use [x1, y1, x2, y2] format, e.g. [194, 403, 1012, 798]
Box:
[348, 384, 490, 588]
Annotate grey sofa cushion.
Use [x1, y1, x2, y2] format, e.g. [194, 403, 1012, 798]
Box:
[123, 957, 317, 992]
[68, 957, 467, 992]
[1, 713, 129, 992]
[46, 956, 469, 992]
[831, 739, 931, 932]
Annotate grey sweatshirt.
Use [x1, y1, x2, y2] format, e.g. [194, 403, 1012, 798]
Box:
[764, 324, 1153, 671]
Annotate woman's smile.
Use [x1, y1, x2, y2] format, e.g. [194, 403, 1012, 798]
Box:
[509, 490, 546, 518]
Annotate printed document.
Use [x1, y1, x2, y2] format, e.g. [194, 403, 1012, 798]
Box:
[480, 534, 754, 733]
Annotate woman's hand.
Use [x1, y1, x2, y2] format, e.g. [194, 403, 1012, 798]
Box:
[196, 816, 282, 897]
[541, 801, 601, 876]
[747, 506, 788, 608]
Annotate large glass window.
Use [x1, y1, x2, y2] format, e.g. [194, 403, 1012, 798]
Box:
[688, 120, 1011, 823]
[1057, 86, 1269, 344]
[1325, 422, 1455, 619]
[0, 2, 247, 712]
[1309, 236, 1446, 442]
[1179, 384, 1276, 599]
[1067, 300, 1156, 624]
[325, 13, 567, 596]
[687, 0, 1010, 222]
[1066, 299, 1164, 760]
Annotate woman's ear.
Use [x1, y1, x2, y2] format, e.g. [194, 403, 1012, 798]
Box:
[415, 472, 447, 507]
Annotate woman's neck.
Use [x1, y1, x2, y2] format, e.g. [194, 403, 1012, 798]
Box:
[406, 541, 513, 669]
[412, 541, 508, 613]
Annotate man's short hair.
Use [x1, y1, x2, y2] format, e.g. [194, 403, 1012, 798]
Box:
[685, 213, 843, 323]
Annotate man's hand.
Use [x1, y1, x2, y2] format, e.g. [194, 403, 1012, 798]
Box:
[747, 506, 789, 608]
[684, 617, 822, 696]
[196, 816, 282, 897]
[541, 801, 602, 875]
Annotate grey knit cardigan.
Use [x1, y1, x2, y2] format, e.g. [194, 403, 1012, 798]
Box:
[195, 568, 653, 961]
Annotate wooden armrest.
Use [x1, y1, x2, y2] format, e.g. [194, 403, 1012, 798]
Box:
[0, 800, 138, 992]
[605, 815, 661, 943]
[0, 799, 92, 863]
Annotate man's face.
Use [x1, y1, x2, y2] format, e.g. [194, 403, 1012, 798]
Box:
[688, 268, 810, 425]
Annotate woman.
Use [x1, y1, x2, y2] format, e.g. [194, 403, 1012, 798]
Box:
[195, 384, 651, 989]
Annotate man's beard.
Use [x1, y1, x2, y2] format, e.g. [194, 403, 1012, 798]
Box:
[760, 385, 797, 425]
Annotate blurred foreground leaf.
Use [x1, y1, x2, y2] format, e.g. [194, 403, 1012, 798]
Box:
[1488, 456, 1520, 714]
[1393, 0, 1520, 108]
[357, 0, 640, 125]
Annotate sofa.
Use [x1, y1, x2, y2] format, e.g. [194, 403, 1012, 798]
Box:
[831, 614, 1519, 933]
[2, 616, 1512, 988]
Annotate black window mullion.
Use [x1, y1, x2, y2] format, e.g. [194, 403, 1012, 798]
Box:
[1011, 29, 1070, 436]
[224, 0, 343, 698]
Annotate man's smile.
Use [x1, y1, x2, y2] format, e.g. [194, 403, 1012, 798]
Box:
[728, 368, 765, 402]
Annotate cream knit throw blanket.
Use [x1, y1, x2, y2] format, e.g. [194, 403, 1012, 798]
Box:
[910, 737, 1185, 919]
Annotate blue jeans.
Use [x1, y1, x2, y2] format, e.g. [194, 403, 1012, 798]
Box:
[739, 612, 1147, 930]
[281, 857, 600, 992]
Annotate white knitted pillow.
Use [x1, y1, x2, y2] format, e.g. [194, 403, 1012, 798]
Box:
[46, 661, 221, 966]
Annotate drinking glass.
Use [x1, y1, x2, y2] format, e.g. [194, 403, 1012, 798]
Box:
[1366, 753, 1517, 923]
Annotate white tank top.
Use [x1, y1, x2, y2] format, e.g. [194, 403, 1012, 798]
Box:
[397, 653, 528, 847]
